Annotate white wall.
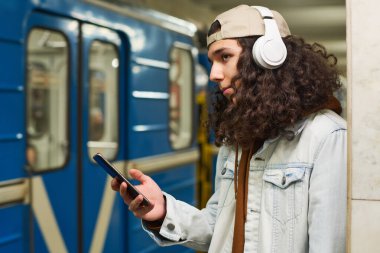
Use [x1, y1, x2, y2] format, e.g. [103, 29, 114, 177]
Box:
[347, 0, 380, 252]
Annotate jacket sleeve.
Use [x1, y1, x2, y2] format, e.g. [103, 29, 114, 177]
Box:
[142, 146, 229, 251]
[308, 128, 347, 253]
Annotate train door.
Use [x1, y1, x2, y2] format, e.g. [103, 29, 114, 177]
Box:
[26, 12, 79, 252]
[26, 12, 126, 252]
[79, 24, 126, 253]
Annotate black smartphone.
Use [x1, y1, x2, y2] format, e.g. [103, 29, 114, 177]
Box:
[93, 153, 151, 207]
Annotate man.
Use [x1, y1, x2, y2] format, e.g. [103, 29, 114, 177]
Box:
[112, 5, 347, 253]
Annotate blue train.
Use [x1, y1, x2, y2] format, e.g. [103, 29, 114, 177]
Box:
[0, 1, 215, 252]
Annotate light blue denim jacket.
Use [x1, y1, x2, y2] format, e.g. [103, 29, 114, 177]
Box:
[143, 109, 347, 253]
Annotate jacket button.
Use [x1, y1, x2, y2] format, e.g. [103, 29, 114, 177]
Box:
[282, 175, 286, 185]
[167, 223, 175, 231]
[221, 167, 227, 175]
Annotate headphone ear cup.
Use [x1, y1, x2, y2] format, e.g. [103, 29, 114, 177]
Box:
[252, 36, 268, 69]
[252, 36, 287, 69]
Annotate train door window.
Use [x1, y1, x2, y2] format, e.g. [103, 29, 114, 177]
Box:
[169, 45, 194, 149]
[26, 28, 69, 171]
[87, 40, 119, 159]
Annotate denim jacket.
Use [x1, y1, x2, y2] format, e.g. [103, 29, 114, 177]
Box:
[143, 109, 347, 253]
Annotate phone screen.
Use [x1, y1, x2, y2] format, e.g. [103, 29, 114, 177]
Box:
[93, 153, 151, 207]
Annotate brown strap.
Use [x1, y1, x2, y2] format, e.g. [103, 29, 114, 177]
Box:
[232, 145, 254, 253]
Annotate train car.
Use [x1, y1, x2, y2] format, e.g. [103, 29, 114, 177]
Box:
[0, 0, 202, 252]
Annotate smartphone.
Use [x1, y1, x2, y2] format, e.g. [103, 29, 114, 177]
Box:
[93, 153, 151, 207]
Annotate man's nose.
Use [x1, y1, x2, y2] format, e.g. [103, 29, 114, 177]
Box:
[209, 64, 223, 82]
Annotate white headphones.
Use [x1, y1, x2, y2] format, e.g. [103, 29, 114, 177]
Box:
[252, 6, 287, 69]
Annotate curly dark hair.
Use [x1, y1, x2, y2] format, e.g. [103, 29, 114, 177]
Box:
[208, 35, 342, 149]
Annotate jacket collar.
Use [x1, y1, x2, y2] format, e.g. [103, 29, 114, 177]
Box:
[253, 112, 315, 161]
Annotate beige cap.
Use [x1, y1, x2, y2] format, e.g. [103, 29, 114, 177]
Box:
[207, 5, 291, 47]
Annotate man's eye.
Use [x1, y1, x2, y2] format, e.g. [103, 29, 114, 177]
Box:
[222, 54, 230, 61]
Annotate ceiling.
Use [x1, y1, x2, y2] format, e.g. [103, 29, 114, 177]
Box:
[103, 0, 346, 72]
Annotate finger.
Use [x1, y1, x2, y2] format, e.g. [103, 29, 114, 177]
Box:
[128, 195, 143, 211]
[132, 205, 154, 218]
[130, 196, 155, 218]
[119, 182, 133, 204]
[129, 169, 150, 184]
[110, 178, 121, 191]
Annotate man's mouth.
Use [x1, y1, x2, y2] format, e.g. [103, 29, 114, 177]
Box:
[221, 86, 234, 97]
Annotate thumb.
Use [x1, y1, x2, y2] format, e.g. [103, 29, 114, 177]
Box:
[128, 169, 150, 184]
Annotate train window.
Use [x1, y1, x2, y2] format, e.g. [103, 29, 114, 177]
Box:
[26, 28, 69, 171]
[169, 46, 194, 150]
[87, 40, 119, 159]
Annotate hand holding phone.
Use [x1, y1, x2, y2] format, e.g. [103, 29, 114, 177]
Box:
[93, 153, 152, 207]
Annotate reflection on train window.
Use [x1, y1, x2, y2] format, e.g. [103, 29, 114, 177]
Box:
[169, 46, 193, 149]
[87, 40, 119, 159]
[26, 28, 68, 171]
